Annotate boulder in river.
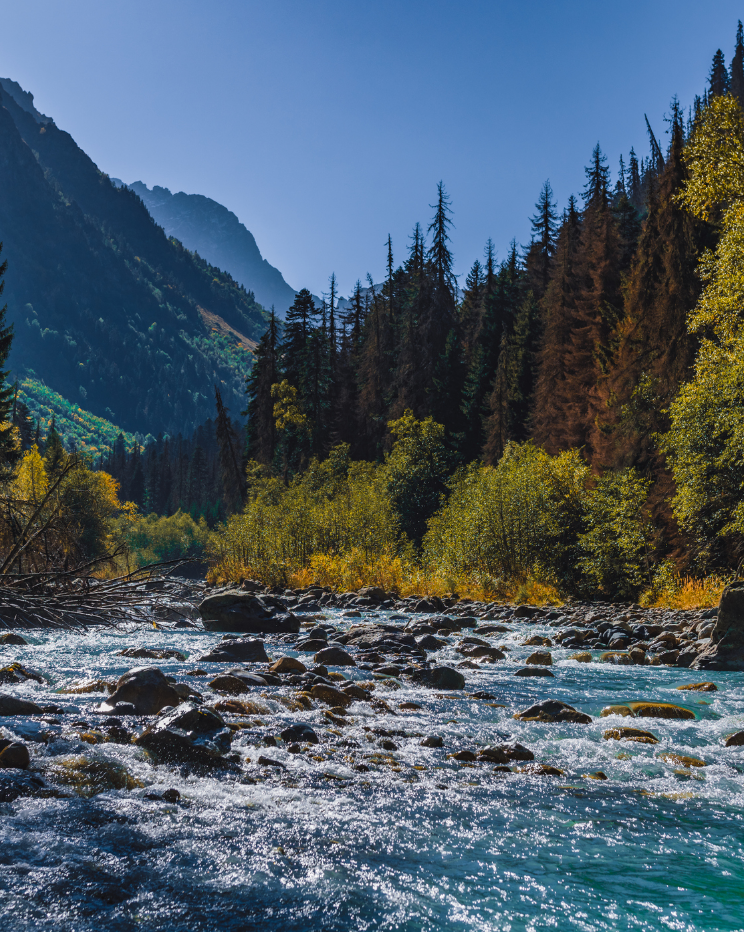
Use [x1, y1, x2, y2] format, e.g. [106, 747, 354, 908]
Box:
[117, 648, 187, 661]
[313, 646, 356, 666]
[198, 638, 269, 664]
[525, 651, 552, 666]
[514, 667, 554, 677]
[677, 682, 717, 692]
[626, 701, 695, 720]
[199, 590, 301, 634]
[413, 666, 465, 690]
[0, 633, 28, 645]
[310, 683, 352, 708]
[692, 580, 744, 670]
[603, 727, 659, 744]
[514, 700, 591, 724]
[724, 730, 744, 747]
[0, 770, 46, 801]
[100, 666, 181, 715]
[0, 663, 43, 685]
[0, 693, 44, 715]
[136, 702, 233, 763]
[270, 656, 307, 674]
[280, 723, 319, 744]
[0, 739, 30, 769]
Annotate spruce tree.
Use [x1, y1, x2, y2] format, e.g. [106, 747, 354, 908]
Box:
[530, 180, 558, 297]
[627, 148, 643, 210]
[245, 308, 279, 466]
[531, 197, 582, 453]
[709, 48, 730, 97]
[215, 385, 244, 512]
[731, 22, 744, 108]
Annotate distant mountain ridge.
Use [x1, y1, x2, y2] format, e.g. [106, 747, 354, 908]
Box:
[0, 78, 268, 438]
[119, 180, 297, 318]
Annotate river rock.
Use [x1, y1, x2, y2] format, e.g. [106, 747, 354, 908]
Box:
[310, 684, 353, 707]
[525, 651, 552, 666]
[658, 752, 706, 768]
[117, 648, 187, 661]
[136, 703, 232, 763]
[296, 639, 329, 652]
[477, 746, 509, 764]
[280, 722, 319, 744]
[600, 705, 634, 717]
[0, 633, 28, 645]
[517, 762, 563, 776]
[342, 683, 370, 701]
[724, 730, 744, 747]
[100, 666, 181, 715]
[417, 634, 446, 650]
[0, 694, 44, 715]
[514, 667, 554, 677]
[413, 666, 465, 690]
[420, 735, 444, 748]
[0, 663, 43, 685]
[270, 656, 307, 674]
[209, 673, 264, 694]
[677, 682, 717, 692]
[691, 580, 744, 670]
[198, 638, 269, 664]
[357, 586, 386, 602]
[569, 652, 592, 663]
[313, 646, 356, 666]
[603, 727, 659, 744]
[514, 700, 591, 724]
[199, 590, 301, 634]
[523, 636, 552, 647]
[0, 739, 30, 769]
[626, 701, 695, 720]
[498, 742, 534, 762]
[0, 770, 45, 801]
[459, 645, 505, 661]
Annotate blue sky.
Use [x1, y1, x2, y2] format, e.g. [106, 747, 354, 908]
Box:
[0, 1, 741, 298]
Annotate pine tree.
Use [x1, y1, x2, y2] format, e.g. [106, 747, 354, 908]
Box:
[710, 48, 730, 97]
[43, 417, 67, 476]
[215, 385, 244, 512]
[531, 197, 582, 453]
[282, 288, 319, 393]
[530, 180, 558, 297]
[245, 308, 279, 466]
[731, 22, 744, 108]
[11, 389, 34, 451]
[627, 148, 643, 210]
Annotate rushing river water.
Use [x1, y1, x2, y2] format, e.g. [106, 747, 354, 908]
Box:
[1, 609, 743, 932]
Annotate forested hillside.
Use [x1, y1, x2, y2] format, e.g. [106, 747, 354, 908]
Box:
[0, 80, 268, 438]
[124, 181, 297, 318]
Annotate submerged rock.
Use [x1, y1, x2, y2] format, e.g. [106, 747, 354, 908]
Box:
[0, 770, 46, 801]
[198, 638, 269, 664]
[514, 667, 554, 677]
[49, 755, 144, 796]
[136, 703, 232, 763]
[677, 682, 717, 692]
[514, 700, 591, 724]
[209, 672, 266, 693]
[310, 683, 353, 707]
[199, 591, 300, 634]
[692, 581, 744, 670]
[100, 666, 181, 715]
[658, 752, 706, 768]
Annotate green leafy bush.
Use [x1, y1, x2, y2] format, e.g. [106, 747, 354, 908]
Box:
[117, 510, 209, 569]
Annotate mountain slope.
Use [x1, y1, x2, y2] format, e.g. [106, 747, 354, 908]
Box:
[124, 181, 297, 317]
[0, 80, 267, 438]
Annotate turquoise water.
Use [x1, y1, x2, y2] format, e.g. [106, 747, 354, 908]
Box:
[1, 613, 743, 931]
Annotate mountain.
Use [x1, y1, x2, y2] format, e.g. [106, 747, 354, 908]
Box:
[0, 78, 268, 438]
[120, 181, 297, 318]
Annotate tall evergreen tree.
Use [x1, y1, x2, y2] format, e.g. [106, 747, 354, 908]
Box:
[731, 22, 744, 108]
[710, 48, 730, 97]
[530, 180, 558, 297]
[215, 385, 245, 513]
[244, 308, 279, 466]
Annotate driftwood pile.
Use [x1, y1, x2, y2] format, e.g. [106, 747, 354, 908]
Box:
[0, 563, 203, 630]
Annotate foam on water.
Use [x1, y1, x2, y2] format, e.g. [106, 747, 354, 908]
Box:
[0, 611, 743, 931]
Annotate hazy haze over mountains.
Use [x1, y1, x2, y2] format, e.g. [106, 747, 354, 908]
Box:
[120, 181, 297, 318]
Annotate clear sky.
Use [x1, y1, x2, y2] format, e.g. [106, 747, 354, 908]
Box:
[0, 1, 741, 299]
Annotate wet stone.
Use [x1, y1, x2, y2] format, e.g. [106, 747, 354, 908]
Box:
[100, 666, 181, 715]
